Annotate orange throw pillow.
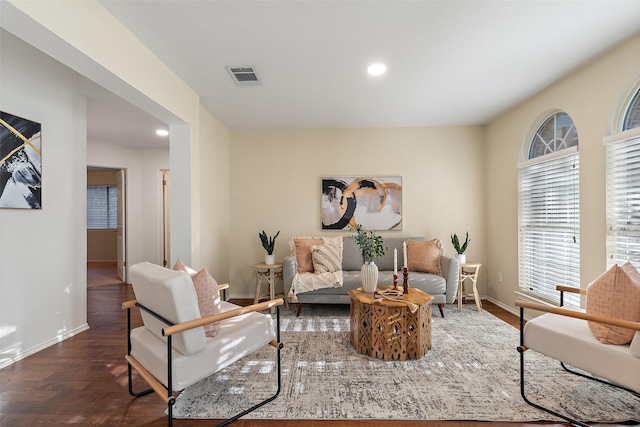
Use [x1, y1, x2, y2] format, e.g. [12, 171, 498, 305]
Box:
[174, 260, 222, 338]
[586, 262, 640, 345]
[294, 238, 323, 273]
[407, 239, 442, 275]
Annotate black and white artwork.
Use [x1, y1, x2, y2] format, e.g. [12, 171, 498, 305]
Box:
[0, 111, 42, 209]
[321, 176, 402, 230]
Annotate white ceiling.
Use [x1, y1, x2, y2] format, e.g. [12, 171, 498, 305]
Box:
[89, 0, 640, 146]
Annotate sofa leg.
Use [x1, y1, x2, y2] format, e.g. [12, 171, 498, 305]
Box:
[296, 303, 303, 317]
[438, 304, 444, 318]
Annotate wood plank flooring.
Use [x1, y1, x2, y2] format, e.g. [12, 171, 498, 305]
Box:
[0, 265, 633, 426]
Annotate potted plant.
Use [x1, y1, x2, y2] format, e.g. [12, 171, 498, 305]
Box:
[451, 232, 470, 264]
[259, 230, 280, 265]
[350, 225, 386, 293]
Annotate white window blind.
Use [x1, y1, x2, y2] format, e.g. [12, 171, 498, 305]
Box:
[606, 133, 640, 267]
[518, 148, 580, 306]
[87, 186, 117, 229]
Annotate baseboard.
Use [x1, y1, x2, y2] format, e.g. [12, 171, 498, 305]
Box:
[0, 323, 90, 369]
[485, 296, 520, 317]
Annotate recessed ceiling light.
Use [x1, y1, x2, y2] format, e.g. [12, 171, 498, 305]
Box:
[156, 129, 169, 136]
[367, 63, 387, 76]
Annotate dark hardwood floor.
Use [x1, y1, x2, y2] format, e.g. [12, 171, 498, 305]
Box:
[0, 265, 633, 426]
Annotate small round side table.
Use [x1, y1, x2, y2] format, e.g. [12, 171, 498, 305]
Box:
[458, 262, 482, 312]
[253, 262, 289, 314]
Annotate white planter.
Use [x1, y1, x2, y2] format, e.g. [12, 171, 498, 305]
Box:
[265, 254, 275, 265]
[361, 261, 379, 293]
[457, 253, 467, 265]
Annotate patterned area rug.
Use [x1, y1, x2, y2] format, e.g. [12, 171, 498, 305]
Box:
[172, 304, 639, 422]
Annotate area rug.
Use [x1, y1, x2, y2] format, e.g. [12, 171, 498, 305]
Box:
[171, 304, 639, 422]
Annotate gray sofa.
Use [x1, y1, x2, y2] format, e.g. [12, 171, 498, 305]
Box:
[283, 236, 460, 317]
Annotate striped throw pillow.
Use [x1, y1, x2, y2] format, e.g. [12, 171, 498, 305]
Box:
[312, 242, 342, 273]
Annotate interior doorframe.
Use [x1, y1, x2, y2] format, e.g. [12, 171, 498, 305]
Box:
[161, 169, 170, 267]
[86, 165, 128, 283]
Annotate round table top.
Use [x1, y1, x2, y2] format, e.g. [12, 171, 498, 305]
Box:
[460, 262, 481, 268]
[348, 286, 434, 307]
[253, 262, 283, 269]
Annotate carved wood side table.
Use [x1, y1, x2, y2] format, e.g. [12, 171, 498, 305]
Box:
[348, 287, 433, 361]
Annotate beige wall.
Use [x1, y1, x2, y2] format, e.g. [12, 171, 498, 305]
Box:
[485, 34, 640, 311]
[197, 106, 231, 283]
[228, 126, 486, 298]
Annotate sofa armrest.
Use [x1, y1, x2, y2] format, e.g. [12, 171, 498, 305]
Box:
[283, 255, 296, 296]
[440, 254, 460, 304]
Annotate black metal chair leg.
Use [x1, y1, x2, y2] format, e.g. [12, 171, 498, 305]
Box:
[127, 363, 154, 397]
[216, 306, 283, 427]
[560, 362, 640, 397]
[518, 346, 590, 427]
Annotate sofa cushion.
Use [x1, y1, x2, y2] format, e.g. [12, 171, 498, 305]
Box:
[586, 262, 640, 345]
[129, 262, 206, 356]
[312, 239, 342, 273]
[174, 260, 222, 338]
[407, 239, 442, 276]
[293, 238, 324, 273]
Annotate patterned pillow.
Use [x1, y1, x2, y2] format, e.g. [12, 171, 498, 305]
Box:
[312, 240, 343, 273]
[586, 262, 640, 345]
[407, 239, 442, 275]
[293, 238, 324, 273]
[174, 260, 222, 338]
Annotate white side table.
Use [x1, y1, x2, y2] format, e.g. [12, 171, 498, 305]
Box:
[458, 262, 482, 312]
[253, 262, 288, 314]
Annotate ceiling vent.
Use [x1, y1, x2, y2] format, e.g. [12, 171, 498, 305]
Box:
[225, 66, 262, 87]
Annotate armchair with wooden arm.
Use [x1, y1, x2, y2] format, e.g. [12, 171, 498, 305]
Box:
[516, 286, 639, 426]
[124, 262, 284, 427]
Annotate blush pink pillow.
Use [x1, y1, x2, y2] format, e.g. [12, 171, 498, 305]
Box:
[586, 262, 640, 345]
[293, 238, 323, 273]
[407, 239, 442, 276]
[173, 260, 222, 338]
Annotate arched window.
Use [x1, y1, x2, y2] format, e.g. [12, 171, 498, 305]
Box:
[606, 86, 640, 267]
[622, 88, 640, 131]
[518, 111, 580, 306]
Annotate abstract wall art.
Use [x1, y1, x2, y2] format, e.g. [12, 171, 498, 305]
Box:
[0, 111, 42, 209]
[321, 176, 402, 231]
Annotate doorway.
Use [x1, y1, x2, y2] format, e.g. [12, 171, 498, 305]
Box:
[87, 167, 127, 284]
[161, 169, 171, 267]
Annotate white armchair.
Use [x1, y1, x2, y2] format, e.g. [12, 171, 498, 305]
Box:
[516, 286, 639, 426]
[123, 262, 284, 427]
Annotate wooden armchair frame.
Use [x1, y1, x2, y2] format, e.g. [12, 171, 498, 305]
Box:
[124, 290, 284, 427]
[516, 286, 640, 427]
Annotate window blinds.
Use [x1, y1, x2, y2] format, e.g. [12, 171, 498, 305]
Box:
[87, 186, 117, 229]
[518, 148, 580, 306]
[606, 134, 640, 268]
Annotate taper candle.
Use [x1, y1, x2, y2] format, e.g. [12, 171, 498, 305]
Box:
[403, 241, 407, 268]
[394, 248, 397, 275]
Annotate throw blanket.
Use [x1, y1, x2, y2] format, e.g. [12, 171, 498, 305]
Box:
[288, 271, 343, 302]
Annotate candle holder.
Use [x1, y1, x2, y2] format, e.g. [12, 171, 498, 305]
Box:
[392, 274, 398, 291]
[403, 267, 409, 294]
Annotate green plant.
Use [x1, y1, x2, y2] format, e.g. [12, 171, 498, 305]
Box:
[451, 232, 470, 254]
[259, 230, 280, 255]
[349, 224, 386, 262]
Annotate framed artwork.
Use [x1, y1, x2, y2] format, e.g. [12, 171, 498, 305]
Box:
[0, 111, 42, 209]
[321, 176, 402, 231]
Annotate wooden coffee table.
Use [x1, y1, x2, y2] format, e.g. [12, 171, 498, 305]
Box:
[348, 287, 433, 361]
